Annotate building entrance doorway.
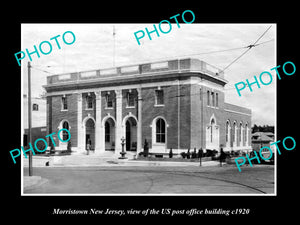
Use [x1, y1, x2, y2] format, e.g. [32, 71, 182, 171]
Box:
[125, 117, 137, 151]
[85, 118, 95, 150]
[104, 118, 115, 151]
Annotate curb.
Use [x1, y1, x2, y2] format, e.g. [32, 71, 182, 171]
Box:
[23, 176, 48, 190]
[23, 159, 221, 167]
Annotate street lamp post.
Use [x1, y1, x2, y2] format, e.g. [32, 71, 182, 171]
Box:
[119, 136, 127, 159]
[199, 148, 203, 167]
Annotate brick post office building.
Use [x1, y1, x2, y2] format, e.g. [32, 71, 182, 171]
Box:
[44, 58, 252, 156]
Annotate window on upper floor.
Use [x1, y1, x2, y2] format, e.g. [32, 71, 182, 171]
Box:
[86, 95, 93, 109]
[105, 92, 113, 108]
[216, 93, 219, 107]
[61, 96, 68, 110]
[211, 92, 215, 107]
[199, 88, 201, 101]
[155, 89, 164, 106]
[127, 91, 135, 107]
[32, 103, 39, 111]
[207, 90, 210, 106]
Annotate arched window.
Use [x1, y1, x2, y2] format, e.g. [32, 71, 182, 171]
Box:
[62, 121, 70, 141]
[156, 118, 166, 143]
[206, 115, 219, 149]
[226, 121, 229, 142]
[245, 123, 249, 145]
[210, 118, 215, 142]
[233, 122, 236, 143]
[207, 90, 210, 106]
[239, 122, 243, 144]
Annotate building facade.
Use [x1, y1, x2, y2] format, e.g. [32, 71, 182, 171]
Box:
[44, 58, 252, 156]
[23, 95, 47, 148]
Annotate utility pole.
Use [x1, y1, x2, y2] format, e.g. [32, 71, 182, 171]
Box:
[113, 26, 116, 67]
[177, 79, 180, 154]
[28, 61, 33, 176]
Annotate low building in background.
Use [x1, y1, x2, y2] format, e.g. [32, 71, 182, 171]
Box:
[252, 131, 274, 151]
[23, 95, 47, 149]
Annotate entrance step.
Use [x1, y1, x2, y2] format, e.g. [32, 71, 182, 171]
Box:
[52, 155, 115, 166]
[23, 151, 139, 167]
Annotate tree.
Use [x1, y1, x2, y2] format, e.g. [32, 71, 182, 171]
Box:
[252, 124, 259, 133]
[252, 124, 274, 133]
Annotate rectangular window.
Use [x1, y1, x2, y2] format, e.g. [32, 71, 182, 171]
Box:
[127, 92, 135, 107]
[155, 90, 164, 105]
[86, 95, 93, 109]
[32, 103, 39, 111]
[61, 96, 68, 110]
[211, 92, 215, 107]
[216, 93, 219, 107]
[106, 93, 113, 108]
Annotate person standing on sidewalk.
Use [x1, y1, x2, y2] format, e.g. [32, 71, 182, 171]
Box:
[86, 138, 91, 155]
[220, 147, 226, 167]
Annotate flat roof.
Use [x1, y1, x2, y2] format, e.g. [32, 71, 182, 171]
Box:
[44, 58, 228, 93]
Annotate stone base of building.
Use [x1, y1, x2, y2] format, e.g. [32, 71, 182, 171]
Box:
[223, 146, 252, 153]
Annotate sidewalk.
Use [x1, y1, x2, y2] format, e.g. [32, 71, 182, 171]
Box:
[23, 176, 48, 191]
[22, 154, 221, 167]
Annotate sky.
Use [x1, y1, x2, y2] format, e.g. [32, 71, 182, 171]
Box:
[21, 23, 276, 126]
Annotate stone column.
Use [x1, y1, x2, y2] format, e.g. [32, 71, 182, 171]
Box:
[77, 92, 84, 154]
[114, 89, 123, 155]
[95, 91, 104, 154]
[137, 88, 142, 154]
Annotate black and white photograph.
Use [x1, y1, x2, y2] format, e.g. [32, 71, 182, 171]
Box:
[4, 4, 298, 221]
[20, 23, 276, 195]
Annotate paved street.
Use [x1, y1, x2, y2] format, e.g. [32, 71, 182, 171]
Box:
[23, 164, 274, 194]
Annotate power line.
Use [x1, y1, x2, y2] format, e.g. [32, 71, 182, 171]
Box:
[30, 36, 274, 77]
[165, 46, 247, 58]
[31, 66, 53, 75]
[253, 38, 274, 46]
[37, 37, 274, 104]
[253, 26, 273, 46]
[219, 25, 273, 74]
[114, 45, 251, 68]
[30, 34, 274, 103]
